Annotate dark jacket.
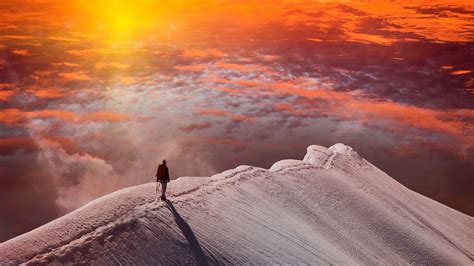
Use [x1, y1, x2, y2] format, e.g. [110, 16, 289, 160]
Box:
[156, 164, 170, 182]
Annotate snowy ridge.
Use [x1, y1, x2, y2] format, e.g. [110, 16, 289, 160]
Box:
[0, 144, 472, 265]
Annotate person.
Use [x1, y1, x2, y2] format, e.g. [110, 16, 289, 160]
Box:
[156, 159, 170, 201]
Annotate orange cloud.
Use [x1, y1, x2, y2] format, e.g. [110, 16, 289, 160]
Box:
[119, 77, 136, 84]
[11, 49, 30, 56]
[51, 62, 81, 67]
[0, 35, 34, 40]
[80, 111, 130, 122]
[351, 1, 474, 42]
[95, 62, 130, 69]
[33, 70, 52, 77]
[0, 136, 78, 156]
[206, 77, 259, 87]
[0, 108, 130, 126]
[195, 108, 254, 122]
[344, 101, 471, 138]
[272, 85, 473, 145]
[58, 71, 92, 81]
[204, 136, 246, 150]
[264, 81, 350, 101]
[0, 90, 15, 101]
[345, 32, 394, 46]
[307, 37, 323, 42]
[261, 55, 280, 62]
[274, 103, 291, 111]
[180, 122, 213, 132]
[450, 70, 471, 75]
[235, 80, 259, 87]
[215, 62, 251, 72]
[196, 108, 228, 117]
[0, 83, 15, 89]
[66, 48, 128, 56]
[466, 78, 474, 94]
[441, 65, 455, 70]
[0, 137, 38, 155]
[211, 86, 246, 94]
[48, 36, 81, 42]
[25, 87, 70, 99]
[231, 114, 254, 122]
[182, 48, 225, 58]
[175, 64, 207, 72]
[211, 76, 472, 145]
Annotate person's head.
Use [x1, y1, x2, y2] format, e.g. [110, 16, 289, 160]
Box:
[162, 159, 167, 165]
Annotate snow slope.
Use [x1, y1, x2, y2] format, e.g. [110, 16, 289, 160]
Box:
[0, 144, 472, 265]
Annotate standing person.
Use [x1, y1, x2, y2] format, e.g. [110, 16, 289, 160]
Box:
[156, 159, 170, 201]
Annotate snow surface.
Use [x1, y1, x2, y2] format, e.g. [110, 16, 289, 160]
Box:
[0, 143, 472, 265]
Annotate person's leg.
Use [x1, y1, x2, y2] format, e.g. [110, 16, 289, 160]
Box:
[161, 182, 167, 198]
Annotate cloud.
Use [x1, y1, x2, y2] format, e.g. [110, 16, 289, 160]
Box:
[48, 36, 81, 42]
[175, 64, 208, 72]
[95, 62, 130, 69]
[210, 86, 246, 94]
[36, 139, 117, 210]
[345, 32, 394, 45]
[441, 65, 454, 70]
[195, 108, 255, 123]
[180, 122, 213, 132]
[0, 35, 34, 40]
[203, 136, 246, 150]
[51, 62, 81, 67]
[215, 62, 252, 72]
[450, 70, 471, 75]
[80, 111, 131, 122]
[198, 70, 473, 147]
[0, 83, 15, 89]
[11, 49, 30, 56]
[66, 48, 129, 56]
[33, 70, 52, 77]
[274, 103, 291, 111]
[0, 153, 64, 242]
[58, 71, 92, 81]
[0, 90, 15, 101]
[0, 136, 77, 156]
[25, 86, 70, 99]
[182, 48, 226, 58]
[0, 137, 38, 155]
[306, 37, 323, 42]
[0, 108, 131, 126]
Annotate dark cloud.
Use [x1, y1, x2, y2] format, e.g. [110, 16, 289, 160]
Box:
[180, 122, 213, 132]
[0, 153, 64, 242]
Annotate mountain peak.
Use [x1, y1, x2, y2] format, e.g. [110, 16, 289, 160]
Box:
[0, 144, 472, 264]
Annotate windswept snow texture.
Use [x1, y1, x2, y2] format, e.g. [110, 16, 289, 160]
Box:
[0, 144, 472, 265]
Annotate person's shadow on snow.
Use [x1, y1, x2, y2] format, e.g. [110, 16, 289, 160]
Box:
[165, 200, 211, 266]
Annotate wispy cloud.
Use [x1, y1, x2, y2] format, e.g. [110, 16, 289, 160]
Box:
[11, 49, 30, 56]
[0, 108, 131, 126]
[58, 71, 92, 81]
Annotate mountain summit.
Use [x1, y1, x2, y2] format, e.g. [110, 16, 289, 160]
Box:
[0, 144, 472, 264]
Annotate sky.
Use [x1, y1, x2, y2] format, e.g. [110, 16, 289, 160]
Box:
[0, 0, 473, 242]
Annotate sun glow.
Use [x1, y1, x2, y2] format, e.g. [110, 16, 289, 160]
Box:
[78, 0, 165, 39]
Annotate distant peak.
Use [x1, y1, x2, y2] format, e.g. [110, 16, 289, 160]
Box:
[328, 143, 357, 156]
[303, 143, 360, 169]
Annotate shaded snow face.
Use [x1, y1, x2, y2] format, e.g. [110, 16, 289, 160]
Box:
[0, 0, 473, 241]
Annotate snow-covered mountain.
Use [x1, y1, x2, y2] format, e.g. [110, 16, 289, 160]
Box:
[0, 144, 472, 265]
